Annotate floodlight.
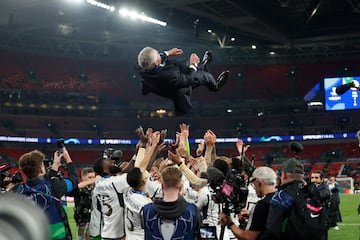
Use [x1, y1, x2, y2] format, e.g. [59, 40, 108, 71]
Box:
[118, 8, 167, 26]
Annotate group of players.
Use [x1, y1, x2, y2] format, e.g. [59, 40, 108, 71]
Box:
[76, 125, 249, 240]
[0, 123, 344, 240]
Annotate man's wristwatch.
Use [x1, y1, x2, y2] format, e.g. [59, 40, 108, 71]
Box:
[227, 222, 234, 229]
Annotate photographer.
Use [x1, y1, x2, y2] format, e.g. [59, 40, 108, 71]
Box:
[0, 171, 11, 193]
[0, 171, 23, 193]
[16, 147, 78, 240]
[74, 167, 96, 240]
[220, 167, 277, 240]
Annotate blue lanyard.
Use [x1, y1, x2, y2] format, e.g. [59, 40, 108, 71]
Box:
[132, 189, 147, 197]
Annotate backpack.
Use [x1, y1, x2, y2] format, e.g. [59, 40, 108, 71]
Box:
[74, 187, 92, 224]
[282, 183, 328, 240]
[17, 180, 72, 240]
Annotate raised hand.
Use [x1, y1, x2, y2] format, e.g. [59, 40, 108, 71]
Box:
[136, 126, 148, 146]
[190, 53, 200, 65]
[146, 128, 153, 147]
[157, 142, 166, 154]
[52, 150, 62, 171]
[204, 130, 216, 147]
[179, 123, 189, 139]
[151, 131, 161, 146]
[196, 140, 205, 156]
[236, 139, 250, 156]
[167, 48, 183, 56]
[159, 129, 167, 145]
[167, 150, 182, 165]
[61, 147, 72, 164]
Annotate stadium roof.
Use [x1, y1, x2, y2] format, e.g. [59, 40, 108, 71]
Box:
[0, 0, 359, 63]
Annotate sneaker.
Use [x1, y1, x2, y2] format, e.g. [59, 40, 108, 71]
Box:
[333, 226, 340, 230]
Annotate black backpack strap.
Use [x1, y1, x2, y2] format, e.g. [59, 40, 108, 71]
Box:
[280, 185, 301, 233]
[54, 198, 72, 240]
[151, 188, 159, 200]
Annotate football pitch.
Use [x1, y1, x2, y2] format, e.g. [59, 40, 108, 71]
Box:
[328, 194, 360, 240]
[68, 194, 360, 239]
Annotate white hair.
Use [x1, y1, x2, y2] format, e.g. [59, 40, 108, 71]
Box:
[137, 47, 158, 69]
[262, 178, 277, 186]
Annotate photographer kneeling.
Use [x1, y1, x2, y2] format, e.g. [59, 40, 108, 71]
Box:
[220, 167, 277, 240]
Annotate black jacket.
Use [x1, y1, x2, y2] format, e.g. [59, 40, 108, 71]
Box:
[19, 163, 78, 240]
[138, 59, 195, 115]
[140, 60, 195, 97]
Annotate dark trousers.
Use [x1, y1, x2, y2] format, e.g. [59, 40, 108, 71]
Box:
[191, 70, 218, 91]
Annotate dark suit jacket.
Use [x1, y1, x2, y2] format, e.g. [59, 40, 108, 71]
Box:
[138, 58, 196, 115]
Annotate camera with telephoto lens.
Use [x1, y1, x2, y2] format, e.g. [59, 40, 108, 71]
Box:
[0, 171, 23, 188]
[209, 169, 249, 215]
[103, 148, 123, 166]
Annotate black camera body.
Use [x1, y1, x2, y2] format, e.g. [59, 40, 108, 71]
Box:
[103, 148, 122, 163]
[0, 171, 23, 188]
[57, 138, 65, 155]
[210, 169, 249, 215]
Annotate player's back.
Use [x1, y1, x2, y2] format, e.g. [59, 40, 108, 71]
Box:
[95, 174, 128, 239]
[123, 187, 152, 240]
[89, 183, 101, 238]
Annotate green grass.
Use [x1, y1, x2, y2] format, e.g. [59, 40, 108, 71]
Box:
[67, 206, 78, 239]
[328, 194, 360, 240]
[67, 194, 360, 240]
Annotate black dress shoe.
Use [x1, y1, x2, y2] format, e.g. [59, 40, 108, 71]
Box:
[216, 70, 230, 91]
[201, 50, 212, 69]
[201, 50, 212, 65]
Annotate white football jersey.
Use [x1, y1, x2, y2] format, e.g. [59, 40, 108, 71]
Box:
[89, 182, 102, 238]
[246, 184, 261, 211]
[145, 177, 162, 199]
[123, 188, 152, 240]
[94, 174, 128, 239]
[183, 176, 197, 204]
[244, 184, 260, 231]
[195, 185, 219, 226]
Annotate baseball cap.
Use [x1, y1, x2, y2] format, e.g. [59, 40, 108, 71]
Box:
[281, 158, 304, 174]
[250, 166, 277, 182]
